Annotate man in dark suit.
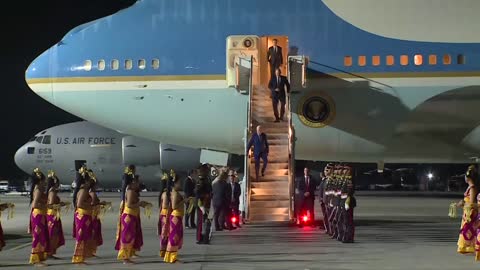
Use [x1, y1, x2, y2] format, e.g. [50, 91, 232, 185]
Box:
[268, 68, 290, 122]
[247, 125, 269, 180]
[267, 38, 283, 78]
[228, 170, 242, 228]
[295, 167, 316, 227]
[212, 170, 229, 231]
[183, 170, 196, 228]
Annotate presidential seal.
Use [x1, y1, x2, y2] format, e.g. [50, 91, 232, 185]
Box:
[297, 93, 335, 128]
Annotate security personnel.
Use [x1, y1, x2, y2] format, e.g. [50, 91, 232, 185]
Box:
[343, 166, 356, 243]
[337, 166, 349, 241]
[325, 166, 334, 235]
[329, 164, 341, 239]
[195, 164, 213, 244]
[319, 163, 333, 233]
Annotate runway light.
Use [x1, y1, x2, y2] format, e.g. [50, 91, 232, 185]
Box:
[231, 216, 237, 224]
[302, 215, 309, 223]
[427, 173, 433, 180]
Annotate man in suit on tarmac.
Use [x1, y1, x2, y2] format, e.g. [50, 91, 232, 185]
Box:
[268, 68, 291, 122]
[295, 167, 317, 227]
[267, 38, 283, 78]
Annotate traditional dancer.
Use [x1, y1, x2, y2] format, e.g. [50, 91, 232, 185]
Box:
[457, 165, 478, 254]
[158, 172, 171, 258]
[46, 170, 66, 258]
[164, 175, 185, 263]
[116, 168, 152, 264]
[29, 168, 49, 266]
[72, 166, 94, 264]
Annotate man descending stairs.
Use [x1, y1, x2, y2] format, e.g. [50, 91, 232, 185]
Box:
[247, 79, 291, 222]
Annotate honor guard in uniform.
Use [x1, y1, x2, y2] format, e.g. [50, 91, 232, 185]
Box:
[343, 166, 356, 243]
[325, 166, 334, 235]
[195, 164, 213, 244]
[330, 164, 342, 239]
[337, 166, 349, 241]
[319, 163, 333, 233]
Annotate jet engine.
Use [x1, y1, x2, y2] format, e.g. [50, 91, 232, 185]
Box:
[159, 144, 201, 172]
[122, 136, 160, 166]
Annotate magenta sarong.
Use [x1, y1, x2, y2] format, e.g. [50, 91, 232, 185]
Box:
[72, 208, 94, 263]
[46, 210, 65, 255]
[164, 210, 184, 263]
[116, 207, 143, 260]
[29, 209, 50, 264]
[158, 208, 170, 257]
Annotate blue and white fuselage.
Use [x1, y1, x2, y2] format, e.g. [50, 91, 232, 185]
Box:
[26, 0, 480, 163]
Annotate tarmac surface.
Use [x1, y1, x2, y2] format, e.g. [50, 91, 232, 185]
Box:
[0, 192, 474, 269]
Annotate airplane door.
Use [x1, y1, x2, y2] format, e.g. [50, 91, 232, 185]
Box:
[288, 55, 308, 92]
[74, 160, 87, 171]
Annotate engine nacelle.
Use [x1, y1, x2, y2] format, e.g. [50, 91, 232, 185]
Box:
[122, 136, 160, 166]
[160, 144, 201, 173]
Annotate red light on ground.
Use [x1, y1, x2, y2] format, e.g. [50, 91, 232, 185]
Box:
[302, 215, 308, 222]
[231, 216, 237, 223]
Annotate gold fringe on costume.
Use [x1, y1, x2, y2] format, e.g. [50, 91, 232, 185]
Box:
[448, 202, 457, 218]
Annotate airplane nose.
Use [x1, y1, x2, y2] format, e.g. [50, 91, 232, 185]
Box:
[25, 49, 53, 102]
[14, 145, 29, 172]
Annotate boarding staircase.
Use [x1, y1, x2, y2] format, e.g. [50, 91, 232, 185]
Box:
[234, 54, 307, 223]
[248, 85, 291, 222]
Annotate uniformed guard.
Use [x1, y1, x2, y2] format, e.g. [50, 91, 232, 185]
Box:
[319, 163, 333, 233]
[325, 165, 334, 236]
[195, 164, 213, 244]
[337, 165, 349, 241]
[342, 165, 356, 243]
[329, 164, 341, 239]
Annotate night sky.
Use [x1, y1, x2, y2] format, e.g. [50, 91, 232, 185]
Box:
[1, 1, 470, 182]
[2, 0, 136, 180]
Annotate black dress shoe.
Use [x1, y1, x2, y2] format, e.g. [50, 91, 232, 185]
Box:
[274, 119, 280, 122]
[215, 228, 223, 232]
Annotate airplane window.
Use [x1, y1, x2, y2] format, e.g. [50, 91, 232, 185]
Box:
[42, 135, 51, 145]
[125, 59, 133, 70]
[400, 55, 409, 66]
[84, 60, 92, 71]
[27, 147, 35, 154]
[443, 54, 451, 65]
[414, 55, 423, 66]
[36, 136, 43, 143]
[386, 55, 394, 66]
[429, 55, 437, 65]
[138, 59, 146, 70]
[152, 59, 160, 69]
[344, 56, 352, 67]
[358, 56, 366, 67]
[28, 136, 37, 142]
[111, 59, 119, 70]
[372, 56, 381, 66]
[457, 54, 466, 65]
[98, 60, 106, 71]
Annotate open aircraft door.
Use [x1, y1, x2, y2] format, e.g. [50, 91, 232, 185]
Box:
[288, 55, 308, 92]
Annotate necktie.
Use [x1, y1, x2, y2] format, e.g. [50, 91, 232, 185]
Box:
[306, 176, 309, 188]
[277, 76, 280, 87]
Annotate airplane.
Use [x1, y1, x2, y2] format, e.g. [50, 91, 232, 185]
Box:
[24, 0, 480, 221]
[14, 121, 204, 189]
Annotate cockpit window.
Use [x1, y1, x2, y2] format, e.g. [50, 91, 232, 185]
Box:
[42, 135, 51, 145]
[36, 136, 43, 143]
[28, 136, 37, 142]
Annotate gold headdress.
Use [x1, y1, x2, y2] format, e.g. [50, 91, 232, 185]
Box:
[88, 170, 97, 183]
[169, 169, 176, 179]
[47, 170, 55, 178]
[124, 166, 134, 176]
[161, 172, 169, 181]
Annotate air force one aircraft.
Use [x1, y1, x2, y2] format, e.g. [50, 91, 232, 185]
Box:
[23, 0, 480, 220]
[25, 0, 480, 165]
[14, 121, 202, 188]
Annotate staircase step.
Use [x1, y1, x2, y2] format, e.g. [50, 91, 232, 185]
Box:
[249, 162, 288, 170]
[250, 207, 289, 215]
[251, 181, 289, 189]
[250, 200, 290, 208]
[267, 139, 289, 145]
[251, 194, 290, 201]
[251, 187, 289, 196]
[252, 175, 289, 182]
[249, 213, 290, 222]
